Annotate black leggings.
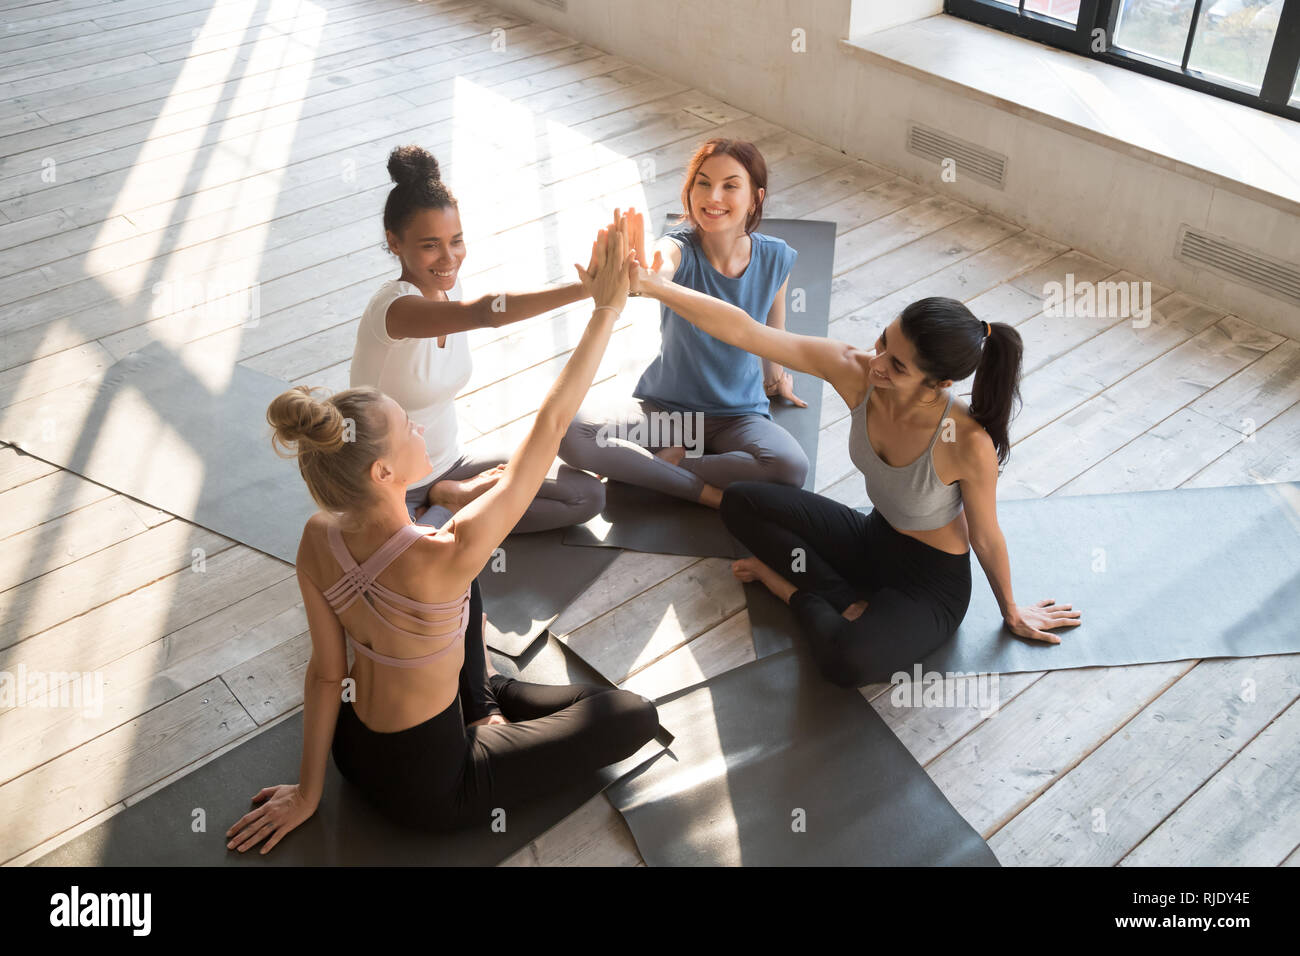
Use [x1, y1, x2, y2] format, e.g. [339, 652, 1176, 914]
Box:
[331, 578, 659, 832]
[720, 481, 972, 688]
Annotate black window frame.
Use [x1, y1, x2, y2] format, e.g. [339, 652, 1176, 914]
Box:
[945, 0, 1300, 121]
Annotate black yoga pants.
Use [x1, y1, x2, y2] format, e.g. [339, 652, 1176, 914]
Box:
[332, 578, 659, 833]
[719, 480, 973, 688]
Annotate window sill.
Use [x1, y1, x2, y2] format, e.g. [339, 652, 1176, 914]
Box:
[840, 14, 1300, 218]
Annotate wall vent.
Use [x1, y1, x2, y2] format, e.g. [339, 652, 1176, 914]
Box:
[906, 123, 1007, 189]
[1175, 225, 1300, 306]
[532, 0, 567, 10]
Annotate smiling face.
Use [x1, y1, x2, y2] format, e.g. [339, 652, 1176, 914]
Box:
[870, 319, 933, 392]
[386, 205, 465, 293]
[690, 153, 763, 234]
[377, 395, 432, 489]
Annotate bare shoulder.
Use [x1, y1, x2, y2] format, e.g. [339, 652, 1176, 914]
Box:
[401, 520, 473, 600]
[296, 512, 333, 590]
[945, 394, 997, 475]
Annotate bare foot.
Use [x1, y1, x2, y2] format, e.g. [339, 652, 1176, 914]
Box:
[731, 556, 797, 604]
[698, 483, 723, 509]
[430, 465, 506, 510]
[842, 599, 869, 621]
[655, 445, 687, 467]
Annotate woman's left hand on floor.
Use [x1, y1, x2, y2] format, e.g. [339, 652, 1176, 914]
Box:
[1005, 599, 1081, 644]
[226, 783, 317, 855]
[765, 370, 807, 408]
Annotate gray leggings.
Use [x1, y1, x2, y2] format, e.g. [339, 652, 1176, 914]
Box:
[406, 441, 605, 533]
[558, 395, 809, 503]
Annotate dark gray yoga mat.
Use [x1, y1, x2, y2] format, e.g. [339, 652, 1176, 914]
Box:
[562, 218, 835, 559]
[606, 645, 999, 866]
[0, 339, 619, 656]
[33, 634, 669, 867]
[745, 482, 1300, 673]
[478, 529, 623, 655]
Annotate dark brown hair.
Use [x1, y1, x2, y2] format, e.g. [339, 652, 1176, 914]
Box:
[383, 145, 457, 241]
[899, 297, 1024, 469]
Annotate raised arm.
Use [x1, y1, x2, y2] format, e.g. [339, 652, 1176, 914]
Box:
[634, 256, 871, 411]
[385, 282, 588, 340]
[442, 216, 633, 584]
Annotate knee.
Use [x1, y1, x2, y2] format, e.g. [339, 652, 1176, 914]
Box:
[558, 415, 599, 465]
[719, 480, 763, 528]
[601, 689, 659, 749]
[763, 446, 809, 488]
[564, 466, 606, 522]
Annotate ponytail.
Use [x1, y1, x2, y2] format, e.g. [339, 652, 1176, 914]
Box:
[899, 297, 1024, 468]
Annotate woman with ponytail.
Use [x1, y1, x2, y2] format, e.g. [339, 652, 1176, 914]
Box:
[226, 216, 657, 852]
[352, 144, 606, 530]
[628, 252, 1081, 688]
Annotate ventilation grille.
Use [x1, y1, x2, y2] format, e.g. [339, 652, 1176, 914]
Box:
[533, 0, 567, 10]
[1176, 225, 1300, 306]
[906, 123, 1007, 189]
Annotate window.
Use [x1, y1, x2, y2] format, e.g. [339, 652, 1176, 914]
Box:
[946, 0, 1300, 120]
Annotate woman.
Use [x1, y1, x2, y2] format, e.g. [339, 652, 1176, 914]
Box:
[559, 138, 810, 509]
[226, 216, 656, 852]
[354, 144, 606, 530]
[628, 251, 1081, 688]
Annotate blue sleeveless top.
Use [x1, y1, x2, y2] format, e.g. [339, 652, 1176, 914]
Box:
[633, 223, 798, 418]
[847, 383, 965, 531]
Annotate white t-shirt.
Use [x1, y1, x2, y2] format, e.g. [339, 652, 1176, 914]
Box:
[350, 277, 471, 489]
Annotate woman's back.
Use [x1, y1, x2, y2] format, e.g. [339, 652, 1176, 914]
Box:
[300, 514, 471, 732]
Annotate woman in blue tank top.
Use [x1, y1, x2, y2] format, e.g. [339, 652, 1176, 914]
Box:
[627, 257, 1082, 687]
[558, 139, 810, 509]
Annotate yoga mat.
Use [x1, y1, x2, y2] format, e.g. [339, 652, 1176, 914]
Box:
[0, 339, 618, 655]
[562, 218, 835, 559]
[744, 482, 1300, 675]
[33, 634, 669, 867]
[477, 529, 623, 655]
[606, 645, 999, 866]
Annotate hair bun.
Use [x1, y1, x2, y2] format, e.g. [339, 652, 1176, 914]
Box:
[267, 386, 346, 456]
[387, 145, 440, 188]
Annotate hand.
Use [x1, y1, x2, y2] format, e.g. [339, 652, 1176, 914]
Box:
[1005, 599, 1081, 644]
[468, 712, 509, 727]
[625, 207, 647, 267]
[764, 370, 807, 408]
[628, 246, 667, 298]
[226, 784, 316, 855]
[575, 209, 633, 314]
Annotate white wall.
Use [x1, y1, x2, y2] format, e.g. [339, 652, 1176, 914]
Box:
[485, 0, 1300, 339]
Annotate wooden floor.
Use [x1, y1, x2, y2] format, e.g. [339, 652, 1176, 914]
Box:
[2, 0, 1299, 867]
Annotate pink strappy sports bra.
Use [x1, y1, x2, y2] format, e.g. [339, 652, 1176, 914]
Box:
[322, 522, 471, 669]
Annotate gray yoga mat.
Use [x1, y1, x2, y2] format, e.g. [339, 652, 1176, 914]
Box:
[606, 645, 999, 866]
[33, 634, 669, 867]
[745, 482, 1300, 673]
[477, 529, 623, 655]
[0, 339, 618, 655]
[562, 218, 835, 559]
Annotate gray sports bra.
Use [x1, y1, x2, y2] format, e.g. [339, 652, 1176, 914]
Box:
[847, 383, 964, 531]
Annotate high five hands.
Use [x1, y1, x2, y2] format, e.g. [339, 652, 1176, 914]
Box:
[575, 209, 636, 312]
